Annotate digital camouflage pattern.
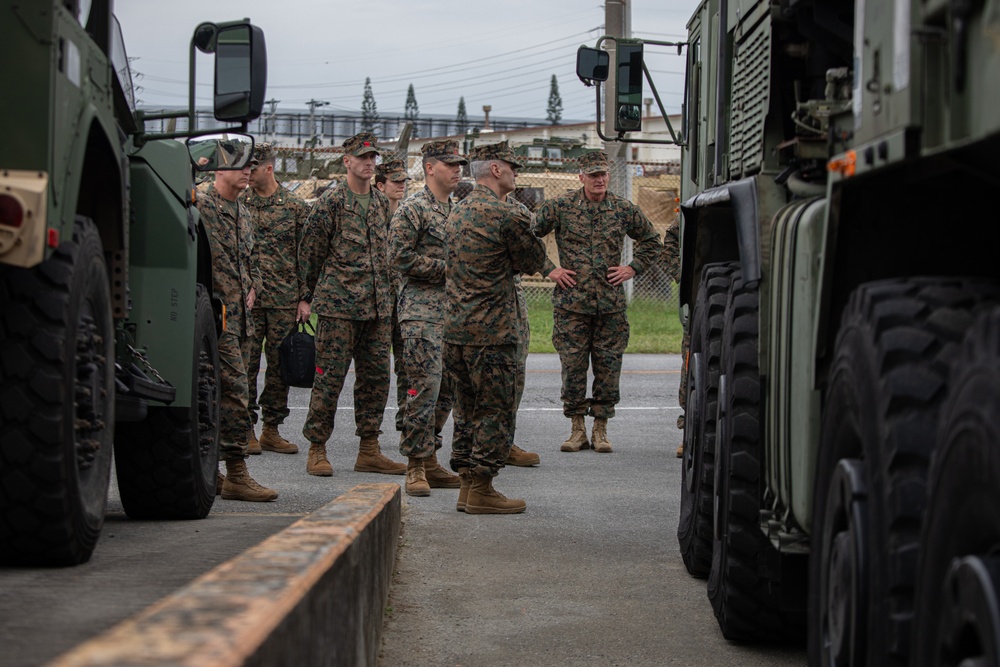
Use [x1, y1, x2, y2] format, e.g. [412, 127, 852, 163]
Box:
[243, 183, 309, 309]
[443, 185, 550, 474]
[662, 217, 680, 283]
[534, 188, 659, 420]
[444, 184, 553, 346]
[247, 308, 297, 425]
[508, 197, 534, 431]
[389, 185, 456, 458]
[533, 189, 661, 314]
[298, 185, 393, 320]
[577, 150, 610, 174]
[553, 308, 629, 419]
[376, 159, 409, 182]
[397, 322, 453, 459]
[253, 141, 277, 164]
[196, 184, 260, 458]
[390, 185, 451, 324]
[342, 131, 381, 156]
[302, 316, 391, 444]
[391, 296, 406, 432]
[445, 343, 518, 475]
[242, 184, 309, 426]
[197, 184, 259, 338]
[467, 140, 524, 167]
[422, 139, 468, 164]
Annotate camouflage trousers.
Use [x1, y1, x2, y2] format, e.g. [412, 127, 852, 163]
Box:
[397, 322, 454, 459]
[246, 307, 297, 426]
[302, 316, 390, 445]
[444, 343, 518, 476]
[391, 298, 407, 432]
[512, 320, 528, 438]
[218, 331, 252, 460]
[552, 308, 629, 420]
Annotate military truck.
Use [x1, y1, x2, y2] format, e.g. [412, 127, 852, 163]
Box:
[0, 1, 266, 566]
[579, 2, 1000, 664]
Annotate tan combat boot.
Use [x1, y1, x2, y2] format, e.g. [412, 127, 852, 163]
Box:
[216, 471, 224, 496]
[676, 413, 685, 458]
[259, 423, 299, 454]
[560, 415, 590, 452]
[592, 417, 613, 453]
[424, 451, 460, 488]
[307, 442, 333, 477]
[456, 468, 472, 512]
[222, 458, 278, 502]
[405, 457, 431, 497]
[506, 444, 540, 467]
[465, 473, 526, 514]
[247, 426, 262, 455]
[354, 435, 406, 475]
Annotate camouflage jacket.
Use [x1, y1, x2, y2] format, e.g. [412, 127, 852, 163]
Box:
[197, 184, 260, 338]
[662, 217, 681, 283]
[298, 184, 393, 320]
[507, 196, 549, 345]
[534, 188, 662, 315]
[388, 185, 453, 324]
[242, 183, 309, 309]
[444, 185, 551, 346]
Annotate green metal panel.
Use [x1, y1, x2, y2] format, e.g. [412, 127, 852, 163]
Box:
[0, 2, 52, 173]
[728, 3, 771, 178]
[766, 197, 825, 541]
[126, 140, 199, 407]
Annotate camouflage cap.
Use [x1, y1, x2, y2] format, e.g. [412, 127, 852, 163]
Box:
[422, 139, 468, 165]
[577, 150, 609, 174]
[376, 159, 410, 182]
[252, 141, 276, 165]
[342, 131, 381, 157]
[468, 140, 524, 168]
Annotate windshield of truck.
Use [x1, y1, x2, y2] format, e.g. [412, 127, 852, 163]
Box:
[110, 16, 136, 114]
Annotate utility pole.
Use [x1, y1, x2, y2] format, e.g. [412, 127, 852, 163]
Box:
[604, 0, 634, 301]
[264, 98, 279, 142]
[305, 99, 329, 174]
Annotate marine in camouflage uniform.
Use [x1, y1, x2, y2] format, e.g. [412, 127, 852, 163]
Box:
[297, 132, 406, 477]
[197, 161, 277, 501]
[388, 141, 467, 496]
[374, 159, 411, 434]
[243, 142, 310, 454]
[533, 150, 662, 453]
[445, 141, 552, 514]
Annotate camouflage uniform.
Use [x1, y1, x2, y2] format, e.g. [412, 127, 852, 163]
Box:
[299, 137, 394, 446]
[445, 159, 552, 476]
[377, 159, 412, 433]
[243, 167, 309, 428]
[389, 184, 457, 459]
[533, 154, 662, 420]
[197, 183, 260, 460]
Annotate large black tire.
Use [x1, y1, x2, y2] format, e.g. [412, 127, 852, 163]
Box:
[114, 285, 219, 519]
[809, 278, 1000, 667]
[678, 262, 738, 578]
[0, 217, 115, 566]
[911, 308, 1000, 667]
[707, 275, 785, 640]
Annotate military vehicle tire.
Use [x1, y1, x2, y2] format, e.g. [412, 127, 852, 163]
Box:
[114, 285, 219, 519]
[809, 278, 1000, 667]
[910, 307, 1000, 667]
[707, 275, 785, 640]
[0, 217, 115, 565]
[678, 261, 738, 578]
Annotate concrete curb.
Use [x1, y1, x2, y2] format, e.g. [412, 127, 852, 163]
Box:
[45, 483, 401, 667]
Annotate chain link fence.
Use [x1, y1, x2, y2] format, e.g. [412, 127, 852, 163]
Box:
[277, 149, 681, 311]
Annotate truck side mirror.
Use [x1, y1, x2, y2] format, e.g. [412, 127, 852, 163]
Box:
[576, 46, 609, 84]
[615, 40, 644, 132]
[212, 24, 267, 122]
[186, 133, 255, 171]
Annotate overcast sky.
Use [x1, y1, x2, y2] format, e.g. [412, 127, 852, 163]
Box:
[114, 0, 695, 123]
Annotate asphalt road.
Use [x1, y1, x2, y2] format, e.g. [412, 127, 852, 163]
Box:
[0, 353, 806, 666]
